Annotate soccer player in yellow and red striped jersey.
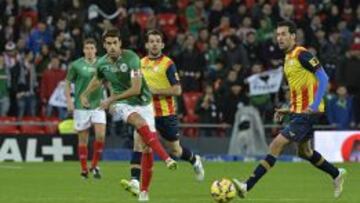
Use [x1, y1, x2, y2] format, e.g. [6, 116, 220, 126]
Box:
[121, 30, 205, 197]
[232, 21, 346, 199]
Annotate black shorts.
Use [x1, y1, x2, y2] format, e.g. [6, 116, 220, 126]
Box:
[155, 115, 180, 142]
[280, 113, 320, 142]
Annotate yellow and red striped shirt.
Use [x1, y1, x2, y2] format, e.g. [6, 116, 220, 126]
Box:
[141, 55, 180, 117]
[284, 46, 325, 113]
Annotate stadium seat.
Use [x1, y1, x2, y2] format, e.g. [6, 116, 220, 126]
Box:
[42, 117, 60, 134]
[19, 116, 45, 135]
[157, 13, 178, 40]
[182, 92, 203, 137]
[135, 12, 150, 31]
[0, 117, 20, 134]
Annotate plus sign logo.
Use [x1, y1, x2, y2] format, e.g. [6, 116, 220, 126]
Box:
[0, 136, 77, 162]
[42, 138, 74, 162]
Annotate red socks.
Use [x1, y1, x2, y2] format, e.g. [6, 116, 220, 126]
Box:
[137, 125, 170, 161]
[78, 144, 88, 172]
[91, 140, 104, 169]
[141, 152, 154, 192]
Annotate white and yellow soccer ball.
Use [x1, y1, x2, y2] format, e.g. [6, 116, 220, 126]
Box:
[210, 178, 237, 203]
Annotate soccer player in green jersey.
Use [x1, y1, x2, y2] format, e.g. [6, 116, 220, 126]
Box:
[80, 29, 177, 202]
[65, 38, 106, 179]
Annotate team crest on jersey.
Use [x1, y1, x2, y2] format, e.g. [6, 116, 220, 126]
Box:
[118, 63, 129, 72]
[309, 57, 319, 67]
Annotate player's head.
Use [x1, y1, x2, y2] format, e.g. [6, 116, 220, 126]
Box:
[102, 28, 122, 58]
[276, 21, 297, 51]
[145, 29, 165, 57]
[83, 38, 97, 59]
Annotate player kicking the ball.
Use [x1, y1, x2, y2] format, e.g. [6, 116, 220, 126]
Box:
[232, 21, 346, 199]
[65, 38, 106, 179]
[120, 29, 205, 197]
[80, 28, 177, 202]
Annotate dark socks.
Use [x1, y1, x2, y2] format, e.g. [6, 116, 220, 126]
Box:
[246, 154, 277, 191]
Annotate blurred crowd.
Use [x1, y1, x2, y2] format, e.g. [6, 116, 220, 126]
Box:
[0, 0, 359, 134]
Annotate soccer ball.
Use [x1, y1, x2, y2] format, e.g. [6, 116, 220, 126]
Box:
[210, 178, 237, 203]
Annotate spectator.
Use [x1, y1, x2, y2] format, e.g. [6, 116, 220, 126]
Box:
[0, 55, 10, 116]
[327, 86, 355, 129]
[39, 55, 66, 117]
[195, 85, 222, 136]
[186, 0, 207, 35]
[244, 31, 260, 67]
[26, 21, 53, 54]
[17, 50, 37, 118]
[223, 35, 249, 70]
[213, 15, 235, 41]
[34, 44, 51, 79]
[205, 34, 222, 67]
[177, 34, 206, 92]
[208, 0, 224, 32]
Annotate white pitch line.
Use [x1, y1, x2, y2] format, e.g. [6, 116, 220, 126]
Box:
[0, 165, 23, 169]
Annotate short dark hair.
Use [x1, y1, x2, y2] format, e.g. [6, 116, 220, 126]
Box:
[83, 38, 96, 46]
[102, 28, 121, 42]
[277, 21, 297, 34]
[145, 29, 164, 42]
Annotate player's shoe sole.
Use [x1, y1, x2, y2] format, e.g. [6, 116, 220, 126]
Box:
[120, 179, 140, 197]
[334, 168, 347, 198]
[232, 178, 247, 199]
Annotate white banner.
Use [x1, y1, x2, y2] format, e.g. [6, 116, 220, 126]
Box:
[49, 81, 74, 108]
[314, 131, 360, 162]
[246, 67, 283, 96]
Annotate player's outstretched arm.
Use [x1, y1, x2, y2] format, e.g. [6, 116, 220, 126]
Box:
[80, 76, 102, 108]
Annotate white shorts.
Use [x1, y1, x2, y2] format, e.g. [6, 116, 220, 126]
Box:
[73, 109, 106, 131]
[111, 103, 156, 131]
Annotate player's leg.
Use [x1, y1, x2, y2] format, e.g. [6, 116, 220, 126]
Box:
[127, 112, 176, 167]
[78, 130, 89, 179]
[89, 110, 107, 179]
[139, 146, 153, 202]
[156, 115, 204, 180]
[121, 132, 143, 196]
[297, 140, 346, 198]
[89, 123, 106, 179]
[74, 110, 92, 179]
[233, 133, 290, 198]
[164, 140, 204, 181]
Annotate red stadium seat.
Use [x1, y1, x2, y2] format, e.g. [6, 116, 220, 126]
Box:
[42, 117, 60, 134]
[19, 116, 45, 135]
[182, 92, 202, 137]
[135, 12, 150, 31]
[0, 117, 20, 135]
[157, 13, 178, 39]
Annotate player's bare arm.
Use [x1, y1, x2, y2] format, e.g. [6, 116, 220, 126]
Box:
[80, 76, 102, 108]
[65, 80, 74, 113]
[100, 75, 142, 110]
[150, 84, 182, 96]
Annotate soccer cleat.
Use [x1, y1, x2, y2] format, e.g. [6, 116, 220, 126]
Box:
[138, 191, 149, 202]
[334, 168, 347, 198]
[193, 155, 205, 181]
[166, 158, 178, 170]
[90, 167, 101, 179]
[120, 179, 140, 197]
[80, 171, 89, 179]
[232, 178, 247, 199]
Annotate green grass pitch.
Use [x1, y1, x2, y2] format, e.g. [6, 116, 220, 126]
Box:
[0, 162, 359, 203]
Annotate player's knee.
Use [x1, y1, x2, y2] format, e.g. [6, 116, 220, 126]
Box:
[298, 148, 313, 159]
[170, 145, 182, 157]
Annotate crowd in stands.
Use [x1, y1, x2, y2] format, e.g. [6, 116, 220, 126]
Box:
[0, 0, 359, 135]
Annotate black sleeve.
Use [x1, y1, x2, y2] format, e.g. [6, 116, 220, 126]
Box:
[297, 50, 322, 73]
